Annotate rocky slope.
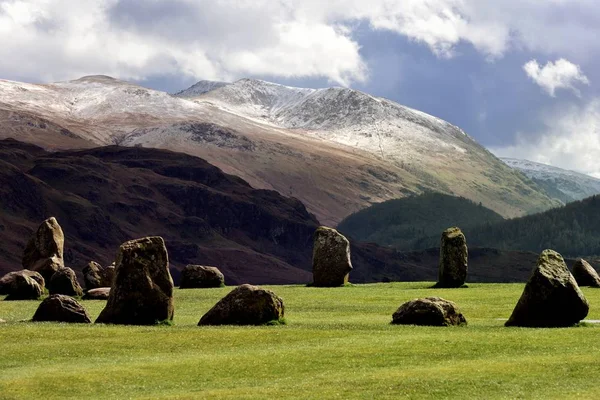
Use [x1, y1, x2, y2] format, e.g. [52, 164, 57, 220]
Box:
[502, 158, 600, 203]
[0, 76, 558, 225]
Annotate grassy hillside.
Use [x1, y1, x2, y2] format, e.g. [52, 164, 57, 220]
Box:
[2, 283, 600, 399]
[338, 193, 504, 250]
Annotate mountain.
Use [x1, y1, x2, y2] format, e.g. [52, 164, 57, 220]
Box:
[174, 80, 229, 97]
[0, 76, 558, 225]
[337, 193, 504, 250]
[501, 158, 600, 204]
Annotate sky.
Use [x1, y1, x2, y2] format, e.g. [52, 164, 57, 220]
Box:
[1, 0, 600, 177]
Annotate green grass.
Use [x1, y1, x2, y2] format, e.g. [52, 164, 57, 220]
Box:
[2, 282, 600, 399]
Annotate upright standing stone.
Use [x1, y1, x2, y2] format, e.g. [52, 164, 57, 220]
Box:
[506, 250, 589, 327]
[436, 227, 468, 288]
[83, 261, 114, 290]
[96, 237, 174, 325]
[49, 267, 83, 297]
[22, 217, 64, 281]
[572, 259, 600, 288]
[312, 226, 352, 287]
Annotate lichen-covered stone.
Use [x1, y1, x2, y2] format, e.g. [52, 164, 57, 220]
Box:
[4, 274, 42, 300]
[179, 265, 225, 288]
[0, 270, 45, 295]
[96, 237, 174, 325]
[83, 287, 110, 300]
[32, 294, 91, 323]
[572, 259, 600, 288]
[437, 227, 468, 288]
[312, 226, 352, 287]
[83, 261, 114, 290]
[22, 217, 65, 281]
[506, 250, 589, 327]
[391, 297, 467, 326]
[49, 267, 83, 297]
[198, 284, 284, 326]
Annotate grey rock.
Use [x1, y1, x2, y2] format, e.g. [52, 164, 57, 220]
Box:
[199, 284, 284, 326]
[572, 259, 600, 288]
[0, 270, 45, 295]
[506, 249, 589, 327]
[312, 226, 352, 287]
[96, 237, 174, 325]
[179, 265, 225, 288]
[49, 267, 83, 297]
[391, 297, 467, 326]
[437, 227, 468, 288]
[83, 287, 110, 300]
[4, 274, 42, 300]
[22, 217, 65, 281]
[32, 294, 91, 323]
[83, 261, 114, 290]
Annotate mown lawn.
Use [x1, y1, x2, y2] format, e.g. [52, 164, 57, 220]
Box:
[1, 282, 600, 399]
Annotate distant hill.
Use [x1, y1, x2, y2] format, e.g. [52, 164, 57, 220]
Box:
[337, 193, 504, 250]
[501, 158, 600, 204]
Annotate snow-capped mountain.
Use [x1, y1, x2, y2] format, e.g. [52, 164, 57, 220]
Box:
[0, 75, 559, 224]
[174, 80, 229, 98]
[502, 158, 600, 203]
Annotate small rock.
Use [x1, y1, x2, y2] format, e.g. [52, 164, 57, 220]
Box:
[96, 236, 174, 325]
[312, 226, 352, 287]
[32, 294, 91, 323]
[4, 274, 43, 301]
[198, 284, 284, 326]
[572, 259, 600, 288]
[506, 249, 589, 327]
[179, 265, 225, 288]
[22, 217, 65, 281]
[436, 227, 468, 288]
[0, 270, 45, 295]
[391, 297, 467, 326]
[49, 267, 83, 297]
[0, 319, 6, 324]
[83, 287, 110, 300]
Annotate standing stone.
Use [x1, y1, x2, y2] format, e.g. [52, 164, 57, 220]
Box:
[198, 284, 284, 326]
[96, 237, 174, 325]
[312, 226, 352, 287]
[4, 274, 43, 300]
[83, 261, 114, 289]
[32, 294, 91, 323]
[0, 270, 45, 295]
[22, 217, 64, 281]
[179, 265, 225, 288]
[506, 250, 589, 327]
[436, 227, 468, 288]
[391, 297, 467, 326]
[49, 267, 83, 297]
[572, 259, 600, 288]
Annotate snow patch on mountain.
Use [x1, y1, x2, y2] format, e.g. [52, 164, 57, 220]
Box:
[174, 80, 229, 97]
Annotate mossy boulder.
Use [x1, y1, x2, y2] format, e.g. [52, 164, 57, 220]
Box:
[312, 226, 352, 287]
[572, 259, 600, 288]
[0, 270, 45, 295]
[32, 294, 91, 323]
[391, 297, 467, 326]
[96, 237, 174, 325]
[22, 217, 65, 281]
[198, 284, 284, 326]
[4, 274, 43, 300]
[436, 227, 468, 288]
[49, 267, 83, 297]
[506, 249, 589, 327]
[179, 265, 224, 288]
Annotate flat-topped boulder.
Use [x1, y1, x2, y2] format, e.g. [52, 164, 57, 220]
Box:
[312, 226, 352, 287]
[506, 250, 589, 327]
[179, 265, 225, 288]
[32, 294, 91, 323]
[4, 274, 43, 301]
[572, 259, 600, 288]
[22, 217, 65, 281]
[0, 270, 45, 295]
[392, 297, 467, 326]
[199, 284, 284, 326]
[436, 227, 468, 288]
[96, 237, 174, 325]
[83, 287, 110, 300]
[49, 267, 83, 297]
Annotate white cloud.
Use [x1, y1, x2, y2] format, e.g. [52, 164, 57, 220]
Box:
[524, 59, 589, 97]
[1, 1, 600, 85]
[492, 99, 600, 178]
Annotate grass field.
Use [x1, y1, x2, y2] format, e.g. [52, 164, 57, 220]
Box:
[1, 282, 600, 399]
